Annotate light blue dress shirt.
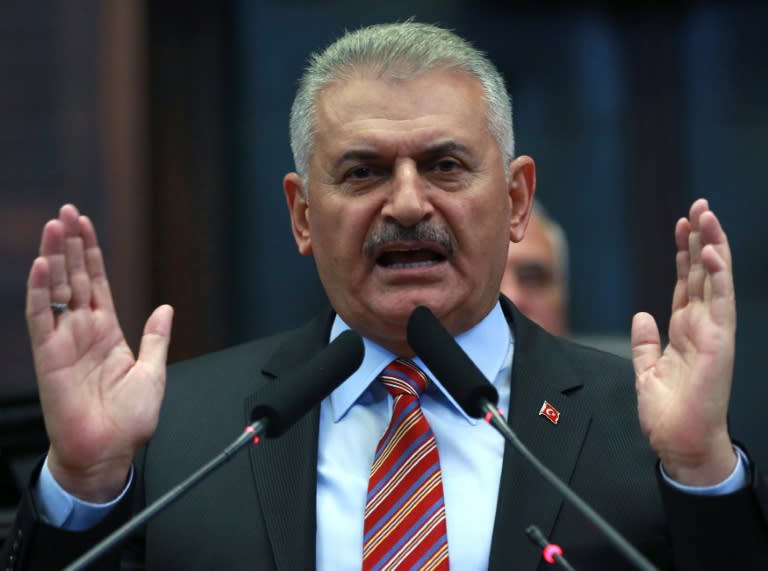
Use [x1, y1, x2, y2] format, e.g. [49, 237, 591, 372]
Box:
[35, 302, 748, 569]
[316, 304, 512, 571]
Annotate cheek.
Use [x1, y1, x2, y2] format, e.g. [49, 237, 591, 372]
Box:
[311, 200, 379, 259]
[463, 189, 510, 237]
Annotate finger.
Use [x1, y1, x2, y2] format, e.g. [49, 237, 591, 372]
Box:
[136, 305, 174, 381]
[39, 219, 71, 306]
[80, 215, 117, 313]
[674, 216, 690, 258]
[699, 227, 736, 331]
[697, 208, 732, 306]
[705, 252, 733, 302]
[671, 218, 690, 312]
[60, 205, 92, 310]
[26, 257, 56, 346]
[688, 197, 710, 225]
[698, 210, 732, 270]
[631, 312, 661, 378]
[672, 250, 689, 310]
[686, 200, 709, 301]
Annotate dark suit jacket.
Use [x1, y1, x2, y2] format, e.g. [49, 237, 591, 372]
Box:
[3, 299, 767, 570]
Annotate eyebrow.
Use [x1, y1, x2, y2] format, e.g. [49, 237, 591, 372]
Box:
[332, 140, 472, 172]
[420, 141, 472, 159]
[334, 149, 380, 171]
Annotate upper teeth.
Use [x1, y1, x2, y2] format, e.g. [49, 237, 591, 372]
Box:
[388, 260, 438, 269]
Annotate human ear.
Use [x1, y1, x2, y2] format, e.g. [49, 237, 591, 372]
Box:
[283, 172, 313, 256]
[507, 156, 536, 243]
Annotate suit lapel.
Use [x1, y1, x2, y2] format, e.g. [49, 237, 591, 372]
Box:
[489, 300, 593, 570]
[244, 310, 334, 571]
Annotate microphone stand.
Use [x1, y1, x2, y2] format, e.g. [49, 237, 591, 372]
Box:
[482, 404, 658, 571]
[61, 419, 268, 571]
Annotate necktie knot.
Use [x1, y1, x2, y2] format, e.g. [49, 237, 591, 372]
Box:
[379, 358, 428, 399]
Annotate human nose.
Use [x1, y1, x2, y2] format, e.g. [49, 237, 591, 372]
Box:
[381, 160, 433, 227]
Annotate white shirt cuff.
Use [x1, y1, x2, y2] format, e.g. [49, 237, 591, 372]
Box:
[34, 455, 133, 531]
[660, 445, 749, 495]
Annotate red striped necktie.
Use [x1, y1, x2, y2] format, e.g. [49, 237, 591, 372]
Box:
[363, 358, 450, 571]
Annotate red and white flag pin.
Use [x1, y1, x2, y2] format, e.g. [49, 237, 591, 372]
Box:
[539, 400, 560, 425]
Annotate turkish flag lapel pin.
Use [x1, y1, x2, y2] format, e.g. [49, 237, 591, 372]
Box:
[539, 400, 560, 425]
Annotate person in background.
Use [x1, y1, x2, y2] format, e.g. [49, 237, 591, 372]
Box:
[500, 201, 569, 336]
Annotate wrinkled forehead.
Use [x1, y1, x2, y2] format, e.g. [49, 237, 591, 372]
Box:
[311, 72, 496, 170]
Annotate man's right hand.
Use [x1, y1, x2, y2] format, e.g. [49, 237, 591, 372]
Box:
[26, 204, 173, 503]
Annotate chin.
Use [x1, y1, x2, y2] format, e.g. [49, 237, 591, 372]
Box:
[379, 296, 458, 327]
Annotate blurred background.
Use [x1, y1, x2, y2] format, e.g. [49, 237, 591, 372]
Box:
[1, 0, 766, 531]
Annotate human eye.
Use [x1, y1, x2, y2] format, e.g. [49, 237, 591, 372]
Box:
[516, 263, 555, 290]
[424, 157, 468, 189]
[338, 163, 389, 192]
[431, 158, 462, 174]
[343, 164, 390, 185]
[347, 165, 373, 180]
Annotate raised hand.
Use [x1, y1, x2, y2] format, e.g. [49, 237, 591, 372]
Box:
[26, 204, 173, 502]
[631, 199, 737, 486]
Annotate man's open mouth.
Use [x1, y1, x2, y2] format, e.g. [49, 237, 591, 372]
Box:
[376, 249, 446, 269]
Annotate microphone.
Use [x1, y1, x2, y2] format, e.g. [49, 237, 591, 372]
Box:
[406, 306, 658, 571]
[406, 305, 500, 417]
[63, 330, 364, 571]
[251, 329, 366, 437]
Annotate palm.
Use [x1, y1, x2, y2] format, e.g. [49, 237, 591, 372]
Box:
[27, 205, 172, 499]
[35, 304, 153, 463]
[631, 199, 736, 484]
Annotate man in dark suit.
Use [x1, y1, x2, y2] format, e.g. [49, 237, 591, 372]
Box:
[2, 21, 767, 570]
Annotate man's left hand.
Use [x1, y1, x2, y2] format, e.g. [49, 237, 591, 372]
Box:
[631, 198, 738, 486]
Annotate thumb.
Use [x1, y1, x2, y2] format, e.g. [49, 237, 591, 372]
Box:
[137, 304, 174, 375]
[631, 312, 661, 377]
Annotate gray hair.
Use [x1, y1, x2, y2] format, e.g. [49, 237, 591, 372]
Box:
[289, 21, 515, 180]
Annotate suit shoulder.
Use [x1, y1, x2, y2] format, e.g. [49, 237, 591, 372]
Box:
[167, 329, 293, 380]
[559, 336, 633, 372]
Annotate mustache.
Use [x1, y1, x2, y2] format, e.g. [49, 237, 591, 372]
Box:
[363, 221, 456, 258]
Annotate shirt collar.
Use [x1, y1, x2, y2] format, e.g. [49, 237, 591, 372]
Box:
[328, 302, 511, 425]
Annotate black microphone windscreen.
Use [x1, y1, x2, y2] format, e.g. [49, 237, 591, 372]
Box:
[407, 305, 499, 418]
[251, 329, 364, 437]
